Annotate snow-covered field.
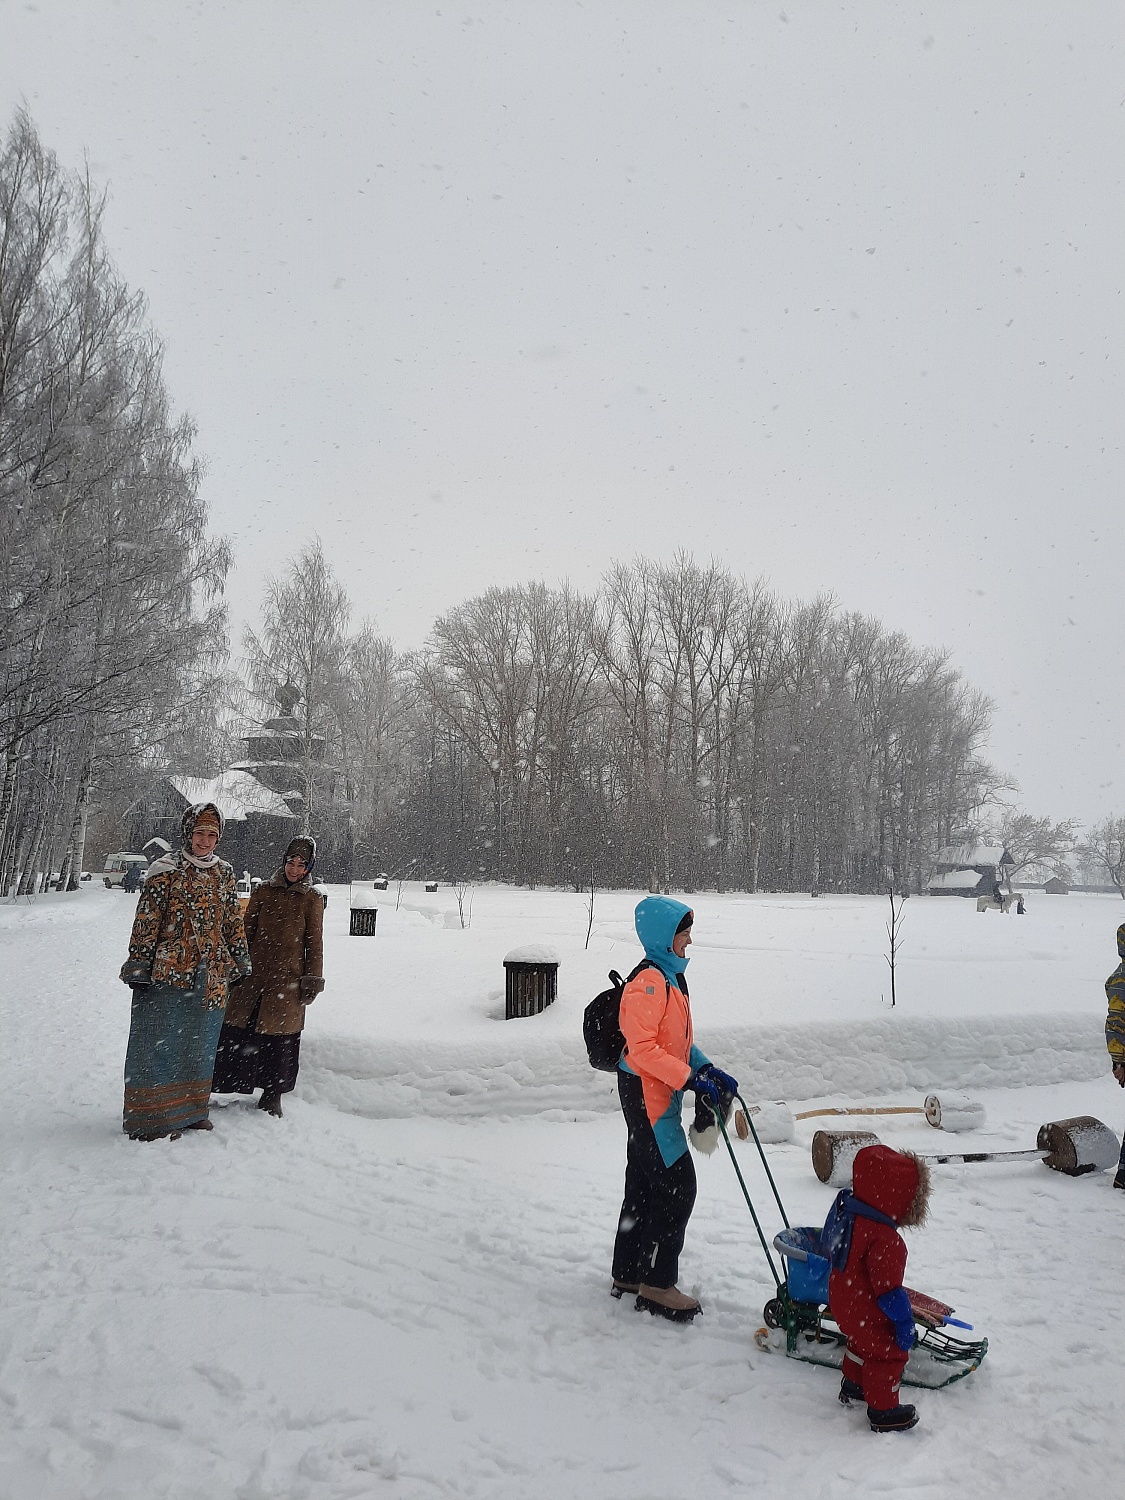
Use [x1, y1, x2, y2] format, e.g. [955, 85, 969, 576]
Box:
[2, 883, 1123, 1498]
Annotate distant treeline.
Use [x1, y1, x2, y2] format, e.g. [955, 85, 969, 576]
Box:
[225, 541, 1003, 894]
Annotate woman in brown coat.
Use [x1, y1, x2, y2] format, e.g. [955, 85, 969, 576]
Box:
[211, 836, 325, 1116]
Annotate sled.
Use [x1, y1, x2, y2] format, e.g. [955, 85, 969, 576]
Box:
[715, 1100, 988, 1391]
[751, 1225, 986, 1389]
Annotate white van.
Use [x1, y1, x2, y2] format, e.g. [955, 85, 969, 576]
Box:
[103, 853, 148, 889]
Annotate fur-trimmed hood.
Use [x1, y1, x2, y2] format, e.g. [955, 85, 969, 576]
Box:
[853, 1144, 931, 1228]
[897, 1153, 931, 1228]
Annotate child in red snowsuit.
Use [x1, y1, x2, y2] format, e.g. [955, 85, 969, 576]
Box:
[824, 1144, 931, 1432]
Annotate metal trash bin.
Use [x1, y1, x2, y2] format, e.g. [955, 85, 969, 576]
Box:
[503, 946, 560, 1019]
[350, 907, 378, 936]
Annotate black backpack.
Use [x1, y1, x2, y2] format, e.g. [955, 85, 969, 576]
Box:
[583, 960, 661, 1072]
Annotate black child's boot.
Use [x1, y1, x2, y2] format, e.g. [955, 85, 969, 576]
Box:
[867, 1403, 918, 1433]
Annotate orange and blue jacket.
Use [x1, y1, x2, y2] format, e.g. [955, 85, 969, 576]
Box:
[618, 895, 709, 1164]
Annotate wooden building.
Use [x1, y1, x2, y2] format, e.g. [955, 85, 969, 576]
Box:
[927, 843, 1014, 898]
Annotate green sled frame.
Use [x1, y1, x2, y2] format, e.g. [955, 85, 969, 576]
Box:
[756, 1287, 988, 1390]
[712, 1096, 988, 1392]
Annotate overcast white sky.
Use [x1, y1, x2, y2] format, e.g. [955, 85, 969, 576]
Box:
[3, 1, 1123, 824]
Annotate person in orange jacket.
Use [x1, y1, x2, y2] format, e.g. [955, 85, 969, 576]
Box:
[610, 896, 738, 1322]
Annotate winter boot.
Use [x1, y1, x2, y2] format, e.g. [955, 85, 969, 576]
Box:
[636, 1284, 702, 1322]
[185, 1118, 213, 1131]
[258, 1089, 283, 1118]
[1113, 1171, 1125, 1190]
[839, 1376, 864, 1406]
[867, 1404, 918, 1433]
[611, 1280, 640, 1299]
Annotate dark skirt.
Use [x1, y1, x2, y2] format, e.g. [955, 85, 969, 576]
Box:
[123, 980, 225, 1138]
[211, 1020, 301, 1095]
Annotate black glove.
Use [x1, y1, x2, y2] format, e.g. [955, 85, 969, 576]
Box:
[120, 962, 152, 990]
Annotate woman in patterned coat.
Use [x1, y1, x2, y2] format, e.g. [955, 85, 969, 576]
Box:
[1105, 921, 1125, 1189]
[211, 835, 324, 1118]
[119, 803, 250, 1140]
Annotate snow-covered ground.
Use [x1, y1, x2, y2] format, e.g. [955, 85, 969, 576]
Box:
[2, 883, 1123, 1498]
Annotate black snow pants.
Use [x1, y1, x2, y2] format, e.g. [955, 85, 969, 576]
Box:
[611, 1068, 697, 1289]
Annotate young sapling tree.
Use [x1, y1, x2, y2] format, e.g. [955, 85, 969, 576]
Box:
[885, 889, 907, 1007]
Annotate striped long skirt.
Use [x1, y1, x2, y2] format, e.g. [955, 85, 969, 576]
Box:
[122, 978, 225, 1139]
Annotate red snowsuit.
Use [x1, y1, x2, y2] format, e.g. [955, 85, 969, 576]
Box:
[828, 1145, 925, 1411]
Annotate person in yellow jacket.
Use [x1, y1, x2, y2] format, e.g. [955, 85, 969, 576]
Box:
[1105, 922, 1125, 1190]
[610, 896, 738, 1321]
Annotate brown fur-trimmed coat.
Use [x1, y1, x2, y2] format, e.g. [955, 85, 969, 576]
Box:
[224, 870, 325, 1035]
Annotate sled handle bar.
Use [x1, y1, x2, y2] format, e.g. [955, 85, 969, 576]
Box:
[714, 1097, 785, 1287]
[734, 1091, 791, 1231]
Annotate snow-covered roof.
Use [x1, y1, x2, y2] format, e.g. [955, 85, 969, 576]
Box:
[503, 944, 560, 965]
[927, 869, 984, 891]
[168, 771, 297, 822]
[935, 844, 1012, 868]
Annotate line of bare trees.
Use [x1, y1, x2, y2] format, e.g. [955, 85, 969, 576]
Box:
[5, 118, 1117, 900]
[230, 543, 1014, 892]
[0, 113, 227, 895]
[411, 558, 1006, 893]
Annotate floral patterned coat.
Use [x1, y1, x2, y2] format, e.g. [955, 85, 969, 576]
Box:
[122, 855, 250, 1007]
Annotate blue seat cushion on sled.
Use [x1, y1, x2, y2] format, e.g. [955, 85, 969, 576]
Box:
[774, 1227, 831, 1305]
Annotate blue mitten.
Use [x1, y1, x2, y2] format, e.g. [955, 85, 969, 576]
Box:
[877, 1287, 917, 1352]
[696, 1062, 739, 1096]
[691, 1071, 722, 1109]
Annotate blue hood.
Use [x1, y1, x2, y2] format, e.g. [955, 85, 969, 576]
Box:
[634, 895, 693, 985]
